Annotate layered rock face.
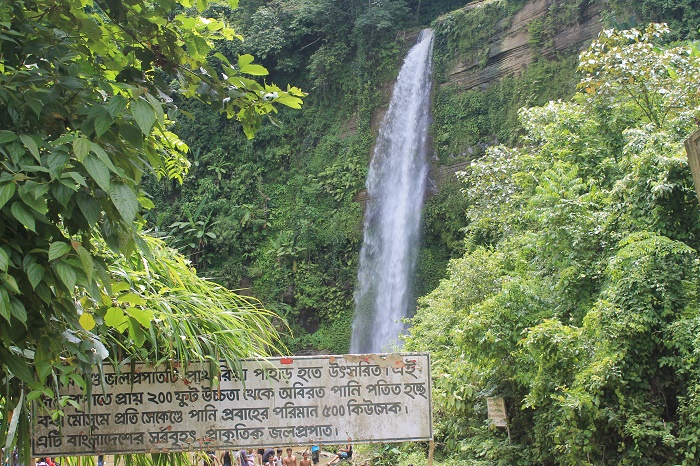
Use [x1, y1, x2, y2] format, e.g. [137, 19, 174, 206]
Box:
[445, 0, 603, 90]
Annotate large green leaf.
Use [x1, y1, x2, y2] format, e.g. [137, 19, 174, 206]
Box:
[125, 306, 154, 328]
[2, 273, 19, 294]
[239, 63, 269, 76]
[26, 98, 43, 119]
[274, 94, 303, 109]
[73, 137, 91, 161]
[3, 350, 33, 383]
[10, 202, 36, 232]
[17, 182, 48, 214]
[10, 298, 27, 325]
[0, 130, 17, 144]
[132, 98, 157, 135]
[128, 317, 146, 347]
[77, 193, 101, 226]
[77, 245, 94, 282]
[54, 260, 77, 290]
[19, 134, 40, 162]
[51, 182, 75, 207]
[83, 154, 111, 192]
[0, 287, 10, 322]
[0, 182, 16, 210]
[0, 247, 9, 272]
[79, 312, 96, 331]
[48, 241, 72, 261]
[94, 112, 113, 138]
[119, 122, 144, 149]
[110, 181, 139, 224]
[106, 95, 127, 118]
[25, 263, 44, 289]
[117, 292, 146, 305]
[105, 306, 128, 331]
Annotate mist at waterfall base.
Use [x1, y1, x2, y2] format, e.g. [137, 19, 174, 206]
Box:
[350, 29, 434, 354]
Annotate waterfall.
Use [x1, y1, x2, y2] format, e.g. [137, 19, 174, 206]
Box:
[350, 29, 434, 354]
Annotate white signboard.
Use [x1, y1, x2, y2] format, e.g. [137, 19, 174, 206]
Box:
[685, 128, 700, 204]
[33, 353, 432, 456]
[486, 397, 507, 427]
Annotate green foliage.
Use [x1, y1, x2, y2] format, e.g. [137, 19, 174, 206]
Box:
[407, 25, 700, 465]
[528, 0, 591, 48]
[0, 0, 298, 459]
[432, 0, 515, 82]
[432, 55, 579, 160]
[147, 0, 426, 354]
[607, 0, 700, 40]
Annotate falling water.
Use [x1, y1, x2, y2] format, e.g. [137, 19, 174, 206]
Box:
[350, 29, 434, 354]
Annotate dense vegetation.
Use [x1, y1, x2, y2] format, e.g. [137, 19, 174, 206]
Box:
[147, 0, 602, 354]
[3, 0, 700, 463]
[0, 0, 298, 458]
[406, 23, 700, 465]
[147, 0, 471, 353]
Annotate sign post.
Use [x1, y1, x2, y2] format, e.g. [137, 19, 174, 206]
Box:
[684, 128, 700, 204]
[33, 353, 432, 456]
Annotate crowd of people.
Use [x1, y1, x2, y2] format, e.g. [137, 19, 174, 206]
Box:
[211, 447, 313, 466]
[21, 445, 350, 466]
[211, 444, 351, 466]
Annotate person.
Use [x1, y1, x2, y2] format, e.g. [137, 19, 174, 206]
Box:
[310, 445, 319, 466]
[282, 448, 296, 466]
[327, 443, 352, 466]
[221, 451, 232, 466]
[299, 452, 311, 466]
[37, 459, 49, 466]
[261, 449, 275, 466]
[240, 450, 254, 466]
[204, 451, 217, 466]
[257, 449, 265, 466]
[275, 449, 283, 466]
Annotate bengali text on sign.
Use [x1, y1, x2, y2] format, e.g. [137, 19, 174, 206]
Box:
[32, 353, 432, 456]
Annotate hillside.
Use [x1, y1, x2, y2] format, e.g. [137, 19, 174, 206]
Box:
[149, 0, 697, 357]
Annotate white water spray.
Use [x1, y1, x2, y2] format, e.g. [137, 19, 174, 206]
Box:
[350, 29, 434, 353]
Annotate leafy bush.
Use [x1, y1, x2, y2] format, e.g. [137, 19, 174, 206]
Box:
[407, 24, 700, 464]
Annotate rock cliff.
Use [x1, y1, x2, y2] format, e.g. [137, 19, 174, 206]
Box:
[444, 0, 603, 91]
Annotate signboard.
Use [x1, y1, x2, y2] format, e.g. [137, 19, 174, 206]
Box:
[685, 128, 700, 204]
[486, 397, 507, 427]
[33, 353, 432, 456]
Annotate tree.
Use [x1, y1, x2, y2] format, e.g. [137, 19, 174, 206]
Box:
[406, 25, 700, 464]
[0, 0, 302, 459]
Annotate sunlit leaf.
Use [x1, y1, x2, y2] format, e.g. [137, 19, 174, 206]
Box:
[125, 306, 154, 328]
[79, 312, 96, 331]
[240, 64, 268, 76]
